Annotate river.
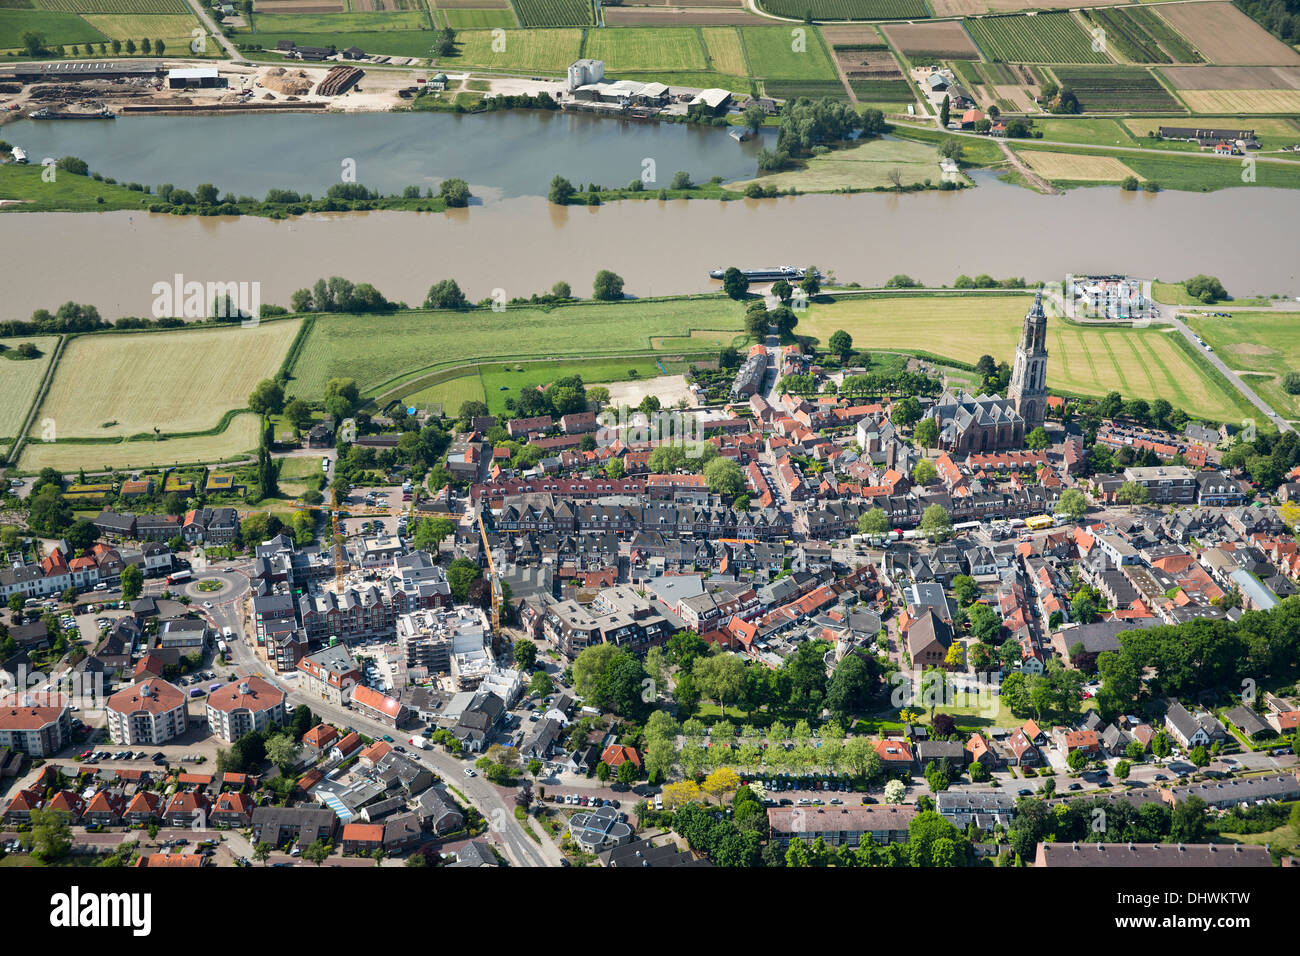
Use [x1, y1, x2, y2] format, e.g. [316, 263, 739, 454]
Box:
[1, 112, 1299, 320]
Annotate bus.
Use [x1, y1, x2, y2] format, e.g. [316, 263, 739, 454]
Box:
[166, 570, 192, 585]
[1024, 515, 1055, 531]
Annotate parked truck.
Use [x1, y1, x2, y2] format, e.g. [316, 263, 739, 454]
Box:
[409, 736, 429, 750]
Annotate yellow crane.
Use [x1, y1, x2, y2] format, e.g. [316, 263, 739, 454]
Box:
[329, 485, 345, 593]
[477, 511, 502, 653]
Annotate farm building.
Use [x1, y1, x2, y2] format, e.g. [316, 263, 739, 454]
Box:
[168, 67, 224, 90]
[1157, 127, 1258, 150]
[690, 89, 733, 114]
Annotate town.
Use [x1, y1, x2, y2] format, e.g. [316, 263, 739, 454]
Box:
[1, 282, 1298, 877]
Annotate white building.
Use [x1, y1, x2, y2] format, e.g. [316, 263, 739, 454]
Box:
[205, 676, 286, 742]
[567, 58, 604, 91]
[106, 680, 188, 745]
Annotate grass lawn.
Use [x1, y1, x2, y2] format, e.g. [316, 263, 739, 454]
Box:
[1123, 151, 1300, 191]
[729, 136, 940, 192]
[39, 320, 300, 439]
[0, 8, 106, 47]
[1033, 117, 1137, 148]
[403, 370, 488, 414]
[583, 27, 707, 73]
[0, 335, 60, 441]
[0, 165, 159, 214]
[888, 124, 1005, 167]
[1186, 310, 1300, 419]
[740, 25, 839, 81]
[18, 412, 262, 471]
[702, 26, 748, 78]
[275, 454, 326, 480]
[80, 12, 197, 38]
[444, 27, 582, 71]
[286, 298, 745, 403]
[442, 7, 515, 27]
[475, 356, 692, 414]
[800, 294, 1249, 422]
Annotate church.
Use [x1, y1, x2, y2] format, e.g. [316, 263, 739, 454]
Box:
[926, 291, 1049, 454]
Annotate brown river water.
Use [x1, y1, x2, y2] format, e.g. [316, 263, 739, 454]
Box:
[1, 175, 1297, 320]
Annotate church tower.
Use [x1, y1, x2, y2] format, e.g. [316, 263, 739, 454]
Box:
[1008, 290, 1048, 431]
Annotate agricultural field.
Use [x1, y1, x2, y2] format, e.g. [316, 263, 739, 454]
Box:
[798, 295, 1248, 422]
[741, 25, 839, 80]
[19, 413, 263, 472]
[756, 0, 929, 18]
[1185, 311, 1300, 419]
[701, 26, 748, 77]
[1049, 66, 1180, 111]
[1123, 115, 1300, 149]
[1017, 147, 1142, 182]
[0, 337, 59, 442]
[602, 7, 768, 26]
[442, 7, 515, 26]
[450, 27, 581, 70]
[37, 321, 300, 440]
[403, 370, 487, 413]
[1031, 116, 1136, 146]
[81, 13, 201, 39]
[1121, 150, 1300, 189]
[248, 8, 427, 29]
[729, 136, 940, 192]
[1177, 89, 1300, 113]
[0, 9, 107, 47]
[1079, 7, 1173, 63]
[35, 0, 185, 11]
[881, 21, 981, 60]
[286, 300, 745, 402]
[584, 27, 708, 72]
[1155, 0, 1300, 66]
[963, 12, 1111, 64]
[1121, 4, 1201, 62]
[251, 29, 436, 55]
[510, 0, 590, 26]
[253, 0, 345, 11]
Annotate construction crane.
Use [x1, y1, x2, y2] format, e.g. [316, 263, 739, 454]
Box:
[329, 485, 345, 593]
[477, 511, 502, 654]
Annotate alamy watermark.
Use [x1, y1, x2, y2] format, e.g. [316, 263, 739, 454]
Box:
[152, 273, 261, 327]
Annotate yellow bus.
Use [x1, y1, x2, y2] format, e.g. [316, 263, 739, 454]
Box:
[1024, 514, 1055, 531]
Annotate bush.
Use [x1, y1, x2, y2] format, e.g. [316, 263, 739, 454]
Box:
[1284, 372, 1300, 395]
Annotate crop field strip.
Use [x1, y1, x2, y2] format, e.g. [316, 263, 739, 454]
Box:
[701, 26, 748, 77]
[584, 27, 709, 72]
[81, 13, 202, 38]
[1049, 65, 1179, 111]
[1079, 6, 1172, 63]
[35, 0, 185, 10]
[19, 413, 263, 472]
[1155, 0, 1300, 67]
[0, 336, 60, 441]
[509, 0, 590, 26]
[442, 7, 516, 26]
[757, 0, 929, 18]
[880, 20, 981, 59]
[1123, 4, 1200, 62]
[740, 25, 839, 80]
[451, 27, 582, 70]
[963, 11, 1111, 64]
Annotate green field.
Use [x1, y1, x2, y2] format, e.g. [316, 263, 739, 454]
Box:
[0, 8, 107, 46]
[39, 321, 301, 439]
[442, 7, 514, 27]
[741, 25, 839, 81]
[0, 336, 59, 441]
[1048, 66, 1179, 112]
[964, 12, 1111, 64]
[448, 27, 581, 70]
[81, 12, 199, 39]
[730, 136, 940, 192]
[250, 9, 428, 30]
[36, 0, 186, 11]
[510, 0, 589, 27]
[1031, 117, 1137, 147]
[286, 299, 745, 402]
[1120, 151, 1300, 191]
[757, 0, 928, 19]
[19, 412, 263, 472]
[1079, 7, 1172, 64]
[1119, 4, 1202, 63]
[584, 27, 707, 72]
[1185, 311, 1300, 420]
[0, 164, 155, 214]
[702, 26, 747, 78]
[798, 294, 1249, 422]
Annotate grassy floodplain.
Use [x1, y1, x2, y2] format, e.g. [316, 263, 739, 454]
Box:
[0, 336, 61, 441]
[38, 321, 301, 439]
[285, 298, 745, 402]
[18, 412, 263, 471]
[798, 294, 1251, 422]
[1185, 310, 1300, 421]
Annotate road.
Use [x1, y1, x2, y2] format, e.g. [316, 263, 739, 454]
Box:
[219, 612, 559, 867]
[180, 0, 245, 63]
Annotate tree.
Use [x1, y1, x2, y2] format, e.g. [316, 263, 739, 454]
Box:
[693, 652, 748, 718]
[119, 564, 144, 601]
[528, 671, 554, 698]
[1057, 488, 1088, 521]
[514, 638, 538, 671]
[919, 504, 952, 541]
[248, 378, 285, 416]
[424, 279, 468, 310]
[913, 417, 939, 449]
[1151, 730, 1172, 759]
[617, 758, 638, 785]
[1188, 744, 1209, 768]
[1026, 426, 1050, 451]
[605, 457, 625, 479]
[283, 398, 312, 433]
[1114, 759, 1131, 780]
[548, 175, 575, 204]
[662, 780, 702, 809]
[892, 397, 921, 428]
[857, 507, 889, 538]
[912, 458, 938, 487]
[25, 808, 72, 863]
[884, 779, 906, 804]
[826, 651, 879, 719]
[266, 733, 300, 771]
[301, 838, 332, 866]
[446, 558, 482, 603]
[828, 330, 853, 361]
[1184, 275, 1227, 305]
[1116, 480, 1151, 509]
[412, 516, 454, 552]
[439, 177, 471, 207]
[703, 457, 745, 498]
[592, 269, 625, 301]
[1066, 747, 1088, 771]
[966, 602, 1001, 644]
[939, 94, 951, 128]
[253, 841, 272, 865]
[722, 267, 750, 300]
